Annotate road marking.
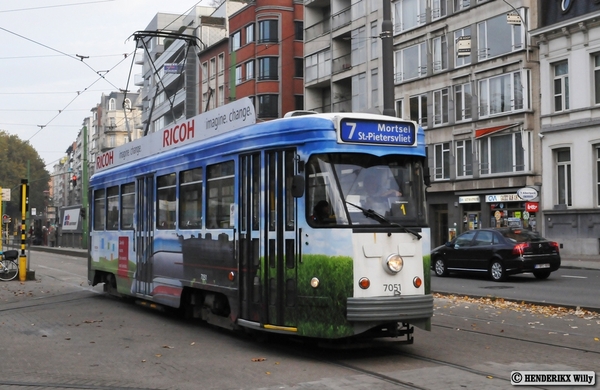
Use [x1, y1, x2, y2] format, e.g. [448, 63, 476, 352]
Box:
[561, 275, 587, 279]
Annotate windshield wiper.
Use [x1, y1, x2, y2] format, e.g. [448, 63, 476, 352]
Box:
[345, 201, 422, 240]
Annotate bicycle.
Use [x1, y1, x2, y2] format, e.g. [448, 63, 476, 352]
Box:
[0, 250, 19, 281]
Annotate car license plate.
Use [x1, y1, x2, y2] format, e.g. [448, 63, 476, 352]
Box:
[535, 263, 550, 269]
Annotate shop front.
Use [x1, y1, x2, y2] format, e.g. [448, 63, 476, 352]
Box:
[457, 189, 540, 233]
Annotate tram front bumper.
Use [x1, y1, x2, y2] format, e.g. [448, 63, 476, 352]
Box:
[346, 294, 433, 322]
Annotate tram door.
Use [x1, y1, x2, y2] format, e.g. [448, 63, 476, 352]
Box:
[134, 175, 154, 296]
[239, 150, 298, 327]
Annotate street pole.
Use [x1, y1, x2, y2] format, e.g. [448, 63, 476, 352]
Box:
[82, 125, 89, 249]
[382, 0, 396, 117]
[19, 179, 28, 281]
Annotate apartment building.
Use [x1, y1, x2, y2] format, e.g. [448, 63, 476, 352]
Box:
[304, 0, 542, 249]
[227, 0, 305, 117]
[531, 1, 600, 256]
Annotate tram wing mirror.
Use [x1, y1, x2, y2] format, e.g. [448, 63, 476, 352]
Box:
[291, 175, 305, 198]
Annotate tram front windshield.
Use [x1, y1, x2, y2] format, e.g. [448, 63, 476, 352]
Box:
[306, 153, 427, 227]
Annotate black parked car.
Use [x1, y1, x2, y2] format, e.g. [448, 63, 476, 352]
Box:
[431, 228, 561, 281]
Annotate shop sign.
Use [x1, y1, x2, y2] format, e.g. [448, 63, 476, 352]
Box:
[459, 196, 480, 203]
[517, 187, 539, 201]
[485, 194, 521, 202]
[507, 217, 523, 228]
[525, 202, 539, 212]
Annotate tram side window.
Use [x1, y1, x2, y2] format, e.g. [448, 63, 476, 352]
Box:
[93, 189, 105, 231]
[207, 161, 234, 229]
[157, 173, 177, 229]
[179, 167, 203, 229]
[121, 183, 134, 230]
[106, 186, 119, 230]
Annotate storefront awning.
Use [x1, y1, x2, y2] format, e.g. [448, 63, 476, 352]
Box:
[475, 123, 520, 139]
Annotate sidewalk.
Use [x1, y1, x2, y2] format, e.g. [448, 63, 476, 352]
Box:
[25, 245, 600, 270]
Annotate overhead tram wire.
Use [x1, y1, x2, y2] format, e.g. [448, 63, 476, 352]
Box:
[0, 1, 115, 14]
[26, 53, 132, 143]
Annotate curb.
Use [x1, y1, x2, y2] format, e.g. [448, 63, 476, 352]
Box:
[433, 290, 600, 313]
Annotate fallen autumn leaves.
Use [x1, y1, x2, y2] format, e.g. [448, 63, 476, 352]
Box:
[434, 293, 600, 319]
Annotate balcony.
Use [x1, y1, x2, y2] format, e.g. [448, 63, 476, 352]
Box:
[332, 54, 352, 75]
[306, 19, 331, 41]
[331, 7, 351, 31]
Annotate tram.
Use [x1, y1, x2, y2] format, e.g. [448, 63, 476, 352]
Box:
[88, 98, 433, 341]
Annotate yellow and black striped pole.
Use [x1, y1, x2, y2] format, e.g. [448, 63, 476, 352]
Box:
[19, 179, 28, 281]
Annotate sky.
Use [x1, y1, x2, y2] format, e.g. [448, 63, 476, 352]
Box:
[0, 0, 213, 169]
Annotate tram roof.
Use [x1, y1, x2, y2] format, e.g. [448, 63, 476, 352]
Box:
[90, 112, 424, 185]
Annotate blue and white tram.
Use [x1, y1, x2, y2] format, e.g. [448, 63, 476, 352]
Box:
[88, 101, 433, 341]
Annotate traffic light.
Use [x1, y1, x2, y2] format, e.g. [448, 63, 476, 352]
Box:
[72, 175, 77, 187]
[80, 208, 86, 219]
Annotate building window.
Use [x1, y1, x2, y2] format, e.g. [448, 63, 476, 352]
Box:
[556, 148, 572, 206]
[258, 20, 278, 43]
[351, 0, 366, 19]
[258, 94, 278, 118]
[258, 57, 278, 80]
[202, 61, 208, 82]
[433, 88, 449, 126]
[432, 35, 448, 72]
[305, 49, 331, 83]
[368, 22, 379, 62]
[352, 72, 367, 112]
[245, 60, 254, 80]
[394, 42, 427, 82]
[245, 23, 254, 45]
[371, 68, 379, 107]
[218, 53, 224, 74]
[478, 71, 525, 117]
[108, 98, 116, 111]
[477, 12, 523, 60]
[410, 94, 428, 128]
[295, 95, 304, 111]
[294, 21, 303, 41]
[454, 27, 471, 67]
[218, 85, 224, 106]
[554, 61, 569, 112]
[434, 142, 450, 180]
[594, 54, 600, 105]
[455, 82, 472, 122]
[596, 146, 600, 206]
[395, 99, 404, 118]
[351, 26, 367, 67]
[294, 58, 303, 78]
[456, 139, 473, 177]
[235, 65, 242, 85]
[210, 57, 216, 78]
[432, 0, 447, 19]
[231, 31, 241, 51]
[393, 0, 426, 33]
[454, 0, 470, 11]
[479, 132, 525, 175]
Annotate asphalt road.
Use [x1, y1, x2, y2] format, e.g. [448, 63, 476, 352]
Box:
[1, 251, 598, 389]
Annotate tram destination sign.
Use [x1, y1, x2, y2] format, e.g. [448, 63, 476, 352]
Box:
[339, 118, 416, 146]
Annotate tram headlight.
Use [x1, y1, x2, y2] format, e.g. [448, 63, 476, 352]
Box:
[310, 277, 320, 288]
[383, 253, 404, 274]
